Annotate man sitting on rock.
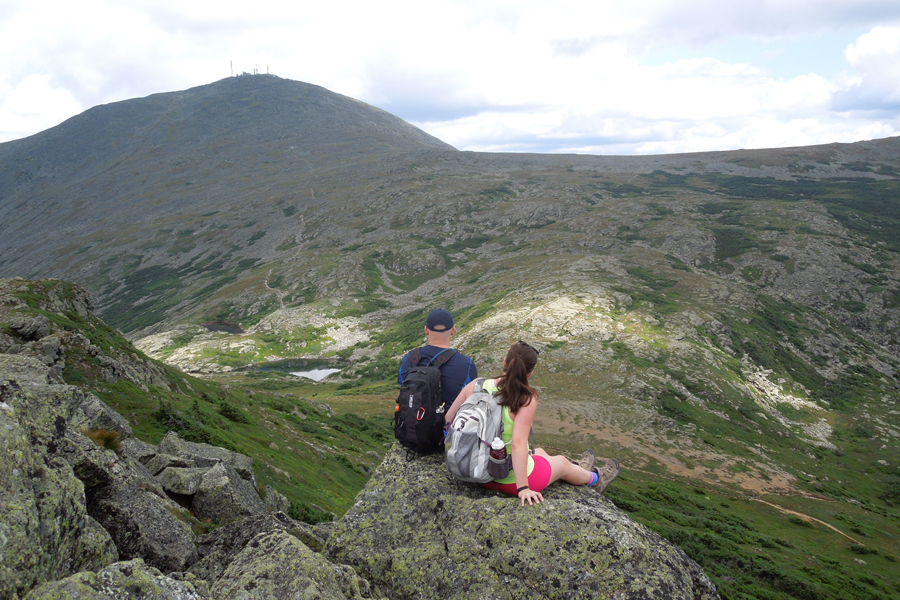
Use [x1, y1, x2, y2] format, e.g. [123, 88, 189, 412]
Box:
[398, 309, 477, 407]
[396, 309, 478, 453]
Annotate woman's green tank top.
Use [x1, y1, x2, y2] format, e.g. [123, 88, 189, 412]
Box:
[483, 378, 534, 484]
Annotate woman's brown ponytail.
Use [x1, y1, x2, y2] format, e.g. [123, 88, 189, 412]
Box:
[495, 341, 539, 413]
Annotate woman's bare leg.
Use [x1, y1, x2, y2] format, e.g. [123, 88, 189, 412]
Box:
[535, 447, 592, 486]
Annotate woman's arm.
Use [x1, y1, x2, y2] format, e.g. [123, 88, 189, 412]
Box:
[510, 395, 542, 506]
[444, 379, 477, 423]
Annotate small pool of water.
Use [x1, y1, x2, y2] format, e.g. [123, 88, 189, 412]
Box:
[290, 368, 341, 381]
[250, 359, 344, 382]
[203, 321, 245, 334]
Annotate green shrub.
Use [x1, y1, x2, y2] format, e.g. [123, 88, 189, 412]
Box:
[219, 402, 251, 423]
[289, 499, 333, 524]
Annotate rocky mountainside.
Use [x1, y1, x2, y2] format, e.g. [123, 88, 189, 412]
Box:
[1, 77, 899, 599]
[1, 327, 717, 599]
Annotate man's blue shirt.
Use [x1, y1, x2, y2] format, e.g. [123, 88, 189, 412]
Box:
[398, 345, 478, 407]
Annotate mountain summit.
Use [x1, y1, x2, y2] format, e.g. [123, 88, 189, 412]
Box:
[0, 75, 453, 286]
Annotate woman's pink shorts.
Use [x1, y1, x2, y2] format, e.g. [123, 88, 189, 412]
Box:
[482, 454, 552, 496]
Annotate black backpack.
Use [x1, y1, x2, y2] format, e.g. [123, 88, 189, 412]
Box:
[394, 347, 457, 456]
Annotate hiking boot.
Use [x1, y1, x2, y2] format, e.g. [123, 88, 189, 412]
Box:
[590, 459, 620, 494]
[573, 449, 596, 473]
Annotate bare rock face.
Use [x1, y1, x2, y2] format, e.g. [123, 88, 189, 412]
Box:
[9, 314, 51, 340]
[326, 447, 721, 600]
[158, 466, 208, 495]
[263, 483, 292, 514]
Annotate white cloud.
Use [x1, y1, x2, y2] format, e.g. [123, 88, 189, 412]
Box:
[840, 25, 900, 111]
[1, 1, 899, 153]
[0, 75, 83, 141]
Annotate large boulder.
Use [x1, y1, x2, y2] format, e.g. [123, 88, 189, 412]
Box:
[158, 466, 208, 495]
[212, 530, 380, 600]
[24, 558, 211, 600]
[57, 427, 169, 501]
[0, 354, 132, 439]
[1, 353, 198, 579]
[189, 512, 327, 584]
[119, 436, 159, 464]
[326, 447, 721, 600]
[263, 484, 292, 515]
[90, 483, 198, 573]
[146, 452, 198, 476]
[9, 314, 51, 340]
[191, 463, 267, 524]
[158, 431, 257, 486]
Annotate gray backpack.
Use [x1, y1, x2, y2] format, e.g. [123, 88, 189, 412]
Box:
[445, 378, 506, 483]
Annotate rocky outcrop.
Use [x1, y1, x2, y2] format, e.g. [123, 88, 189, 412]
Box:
[1, 356, 120, 600]
[0, 278, 172, 392]
[326, 448, 720, 600]
[2, 346, 722, 600]
[188, 512, 330, 587]
[90, 483, 198, 573]
[263, 483, 292, 514]
[0, 338, 303, 596]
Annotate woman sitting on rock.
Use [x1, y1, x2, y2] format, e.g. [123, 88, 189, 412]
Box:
[445, 340, 619, 506]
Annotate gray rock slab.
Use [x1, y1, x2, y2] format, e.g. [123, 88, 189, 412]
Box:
[119, 436, 158, 464]
[188, 511, 323, 584]
[10, 314, 50, 340]
[146, 452, 198, 476]
[0, 379, 118, 600]
[263, 483, 291, 515]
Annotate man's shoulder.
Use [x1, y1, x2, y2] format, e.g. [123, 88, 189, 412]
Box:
[402, 346, 473, 369]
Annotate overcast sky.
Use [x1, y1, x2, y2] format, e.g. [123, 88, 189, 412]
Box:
[2, 0, 899, 155]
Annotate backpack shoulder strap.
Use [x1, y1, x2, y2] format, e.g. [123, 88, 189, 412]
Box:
[472, 377, 486, 394]
[409, 347, 423, 367]
[429, 348, 457, 368]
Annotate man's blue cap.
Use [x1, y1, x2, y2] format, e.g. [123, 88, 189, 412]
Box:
[426, 309, 454, 332]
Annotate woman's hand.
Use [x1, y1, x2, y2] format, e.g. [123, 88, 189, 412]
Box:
[518, 488, 544, 506]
